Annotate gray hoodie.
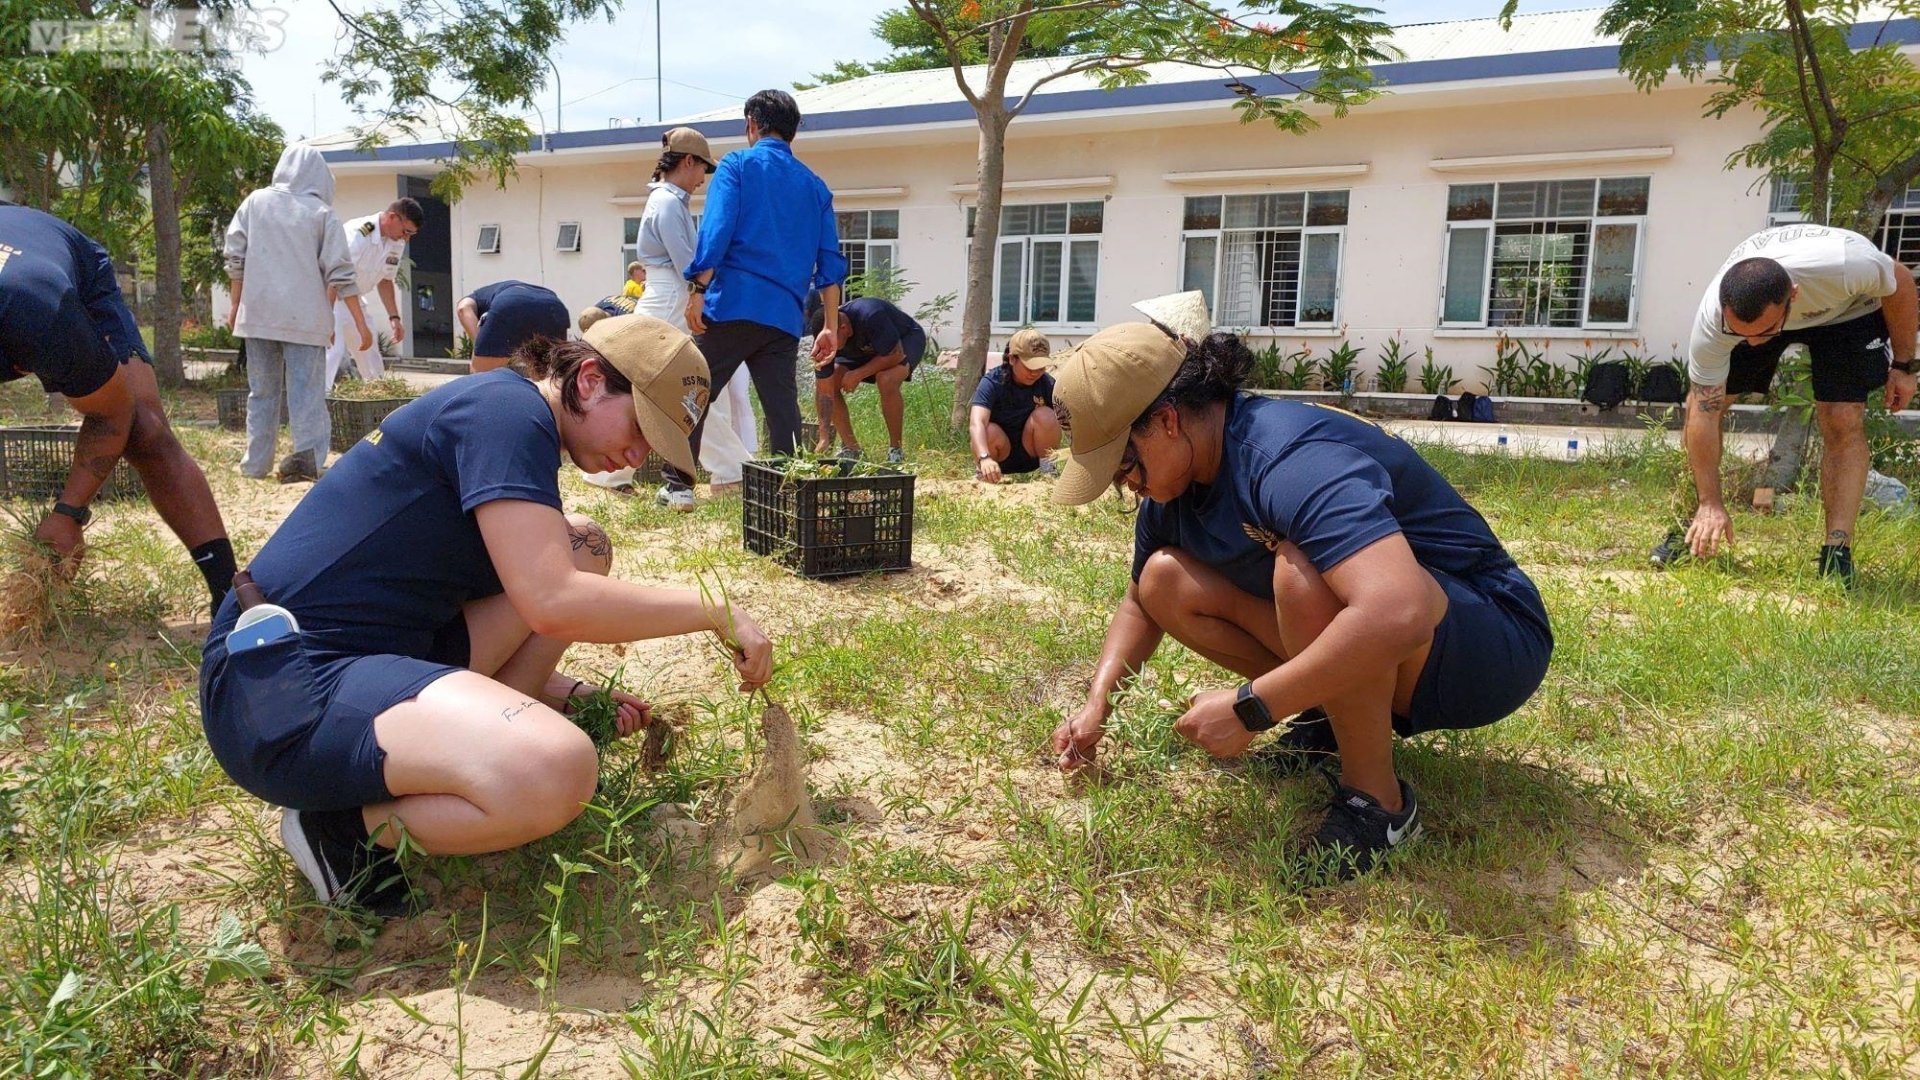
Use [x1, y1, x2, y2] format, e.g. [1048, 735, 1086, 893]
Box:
[224, 145, 359, 347]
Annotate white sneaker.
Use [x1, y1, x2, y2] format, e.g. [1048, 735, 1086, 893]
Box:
[656, 485, 696, 513]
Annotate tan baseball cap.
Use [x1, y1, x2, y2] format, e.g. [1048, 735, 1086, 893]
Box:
[1006, 327, 1052, 366]
[1131, 290, 1213, 344]
[582, 314, 711, 476]
[1049, 322, 1188, 506]
[663, 126, 716, 172]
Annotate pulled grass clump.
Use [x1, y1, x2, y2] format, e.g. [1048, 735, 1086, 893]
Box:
[328, 377, 416, 402]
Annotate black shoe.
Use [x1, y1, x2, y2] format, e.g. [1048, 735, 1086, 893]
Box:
[276, 450, 319, 484]
[1298, 776, 1422, 883]
[1248, 707, 1339, 775]
[1649, 526, 1688, 567]
[1818, 543, 1856, 588]
[280, 808, 413, 918]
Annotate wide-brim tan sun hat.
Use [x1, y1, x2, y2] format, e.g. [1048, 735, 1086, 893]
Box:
[1049, 322, 1189, 506]
[1131, 290, 1213, 344]
[582, 314, 711, 476]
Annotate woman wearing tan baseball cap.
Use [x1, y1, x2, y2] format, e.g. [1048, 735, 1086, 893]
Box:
[1047, 310, 1552, 882]
[198, 314, 777, 916]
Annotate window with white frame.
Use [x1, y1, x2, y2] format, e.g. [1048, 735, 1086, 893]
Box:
[1439, 177, 1649, 331]
[1876, 182, 1920, 268]
[967, 201, 1102, 325]
[838, 209, 899, 294]
[619, 217, 642, 276]
[1179, 192, 1347, 329]
[1767, 177, 1808, 226]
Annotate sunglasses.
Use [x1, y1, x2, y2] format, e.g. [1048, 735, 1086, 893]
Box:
[1719, 295, 1792, 339]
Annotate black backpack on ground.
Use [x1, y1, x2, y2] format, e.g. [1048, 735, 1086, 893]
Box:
[1429, 394, 1453, 420]
[1454, 391, 1482, 421]
[1637, 364, 1686, 403]
[1582, 360, 1632, 409]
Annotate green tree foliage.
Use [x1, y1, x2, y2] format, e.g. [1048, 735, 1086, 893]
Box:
[320, 0, 621, 198]
[796, 7, 1094, 87]
[841, 1, 1395, 427]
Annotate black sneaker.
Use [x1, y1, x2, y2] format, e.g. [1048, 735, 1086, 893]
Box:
[280, 808, 413, 918]
[1818, 543, 1857, 588]
[1298, 776, 1422, 883]
[276, 450, 320, 484]
[1649, 526, 1688, 567]
[1248, 707, 1339, 775]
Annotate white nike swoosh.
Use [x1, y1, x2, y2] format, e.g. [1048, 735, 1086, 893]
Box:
[1385, 812, 1421, 847]
[194, 553, 216, 563]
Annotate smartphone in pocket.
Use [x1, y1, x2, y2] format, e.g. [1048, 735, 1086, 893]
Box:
[229, 603, 300, 653]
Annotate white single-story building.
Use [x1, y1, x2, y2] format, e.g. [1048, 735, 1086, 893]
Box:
[317, 7, 1920, 388]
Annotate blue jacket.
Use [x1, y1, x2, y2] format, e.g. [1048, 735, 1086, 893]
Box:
[687, 137, 847, 338]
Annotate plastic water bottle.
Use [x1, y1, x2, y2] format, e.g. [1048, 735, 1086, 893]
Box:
[1565, 433, 1582, 461]
[1496, 429, 1511, 454]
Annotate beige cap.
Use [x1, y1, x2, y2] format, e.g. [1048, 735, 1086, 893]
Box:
[1131, 290, 1213, 345]
[1049, 322, 1189, 506]
[582, 314, 711, 476]
[1005, 327, 1052, 366]
[663, 126, 716, 171]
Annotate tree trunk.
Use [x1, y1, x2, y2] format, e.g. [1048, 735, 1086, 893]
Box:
[145, 122, 186, 387]
[949, 106, 1011, 431]
[1760, 409, 1813, 492]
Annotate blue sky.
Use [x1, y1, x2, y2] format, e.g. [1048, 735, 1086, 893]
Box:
[239, 1, 1602, 143]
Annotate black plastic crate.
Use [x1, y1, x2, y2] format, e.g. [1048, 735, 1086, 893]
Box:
[742, 459, 914, 578]
[328, 396, 412, 452]
[0, 425, 146, 502]
[215, 387, 286, 431]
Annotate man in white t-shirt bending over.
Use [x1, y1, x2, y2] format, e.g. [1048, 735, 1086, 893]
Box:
[1659, 224, 1917, 586]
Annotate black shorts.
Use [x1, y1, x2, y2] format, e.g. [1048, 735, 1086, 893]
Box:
[473, 296, 570, 358]
[1396, 563, 1554, 737]
[816, 329, 927, 384]
[199, 597, 473, 812]
[991, 414, 1042, 474]
[1726, 308, 1892, 404]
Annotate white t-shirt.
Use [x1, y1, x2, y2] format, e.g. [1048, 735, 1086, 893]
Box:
[341, 214, 407, 299]
[1688, 225, 1899, 385]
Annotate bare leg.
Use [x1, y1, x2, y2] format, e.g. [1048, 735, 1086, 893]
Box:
[982, 422, 1012, 462]
[1022, 406, 1062, 460]
[361, 514, 612, 854]
[1270, 541, 1444, 812]
[1815, 401, 1870, 546]
[1134, 547, 1287, 679]
[117, 360, 227, 548]
[812, 374, 843, 453]
[876, 366, 910, 450]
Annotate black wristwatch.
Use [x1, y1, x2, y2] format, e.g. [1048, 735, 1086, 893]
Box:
[1892, 358, 1914, 374]
[51, 501, 91, 528]
[1233, 682, 1278, 732]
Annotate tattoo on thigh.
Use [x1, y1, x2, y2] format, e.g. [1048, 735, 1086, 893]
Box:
[501, 699, 538, 723]
[569, 522, 611, 560]
[1692, 383, 1726, 415]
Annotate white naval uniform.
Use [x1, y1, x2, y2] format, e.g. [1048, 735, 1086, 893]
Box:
[326, 214, 407, 384]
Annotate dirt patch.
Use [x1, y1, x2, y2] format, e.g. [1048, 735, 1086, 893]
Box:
[724, 702, 833, 882]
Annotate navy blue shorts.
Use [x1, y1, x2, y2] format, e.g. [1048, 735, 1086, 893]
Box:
[473, 295, 570, 358]
[1397, 564, 1553, 736]
[199, 600, 472, 812]
[817, 329, 927, 383]
[993, 413, 1043, 475]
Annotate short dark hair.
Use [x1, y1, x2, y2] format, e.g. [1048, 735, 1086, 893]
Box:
[1132, 332, 1256, 431]
[1720, 257, 1793, 322]
[744, 89, 801, 142]
[389, 197, 425, 227]
[510, 337, 634, 416]
[803, 291, 826, 338]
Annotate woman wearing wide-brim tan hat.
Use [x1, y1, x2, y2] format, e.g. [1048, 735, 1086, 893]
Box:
[198, 315, 774, 917]
[1046, 297, 1552, 883]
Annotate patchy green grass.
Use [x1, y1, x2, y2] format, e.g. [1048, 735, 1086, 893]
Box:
[1, 374, 1917, 1077]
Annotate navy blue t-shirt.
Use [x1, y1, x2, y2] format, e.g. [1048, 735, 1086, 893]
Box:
[835, 298, 922, 363]
[469, 280, 557, 316]
[236, 369, 563, 659]
[970, 362, 1056, 435]
[0, 204, 149, 397]
[1133, 396, 1517, 600]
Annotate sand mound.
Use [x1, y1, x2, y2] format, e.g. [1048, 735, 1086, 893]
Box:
[724, 702, 832, 882]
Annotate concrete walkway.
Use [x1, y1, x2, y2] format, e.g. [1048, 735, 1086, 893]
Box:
[1382, 419, 1774, 462]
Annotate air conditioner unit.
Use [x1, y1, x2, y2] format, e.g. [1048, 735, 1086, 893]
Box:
[476, 224, 501, 254]
[555, 221, 582, 252]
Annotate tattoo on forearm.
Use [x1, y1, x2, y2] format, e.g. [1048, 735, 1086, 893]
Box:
[1692, 383, 1726, 416]
[569, 521, 611, 560]
[74, 413, 125, 481]
[501, 699, 538, 723]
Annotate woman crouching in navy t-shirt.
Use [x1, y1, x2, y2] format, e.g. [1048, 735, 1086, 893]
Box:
[1046, 318, 1552, 883]
[199, 315, 771, 915]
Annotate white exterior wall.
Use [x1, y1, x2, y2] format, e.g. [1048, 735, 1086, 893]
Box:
[335, 79, 1776, 388]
